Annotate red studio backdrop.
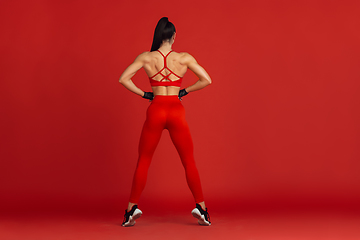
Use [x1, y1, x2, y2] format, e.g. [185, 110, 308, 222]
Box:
[1, 0, 359, 213]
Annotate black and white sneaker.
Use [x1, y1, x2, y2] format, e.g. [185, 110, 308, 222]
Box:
[121, 205, 142, 227]
[191, 203, 211, 226]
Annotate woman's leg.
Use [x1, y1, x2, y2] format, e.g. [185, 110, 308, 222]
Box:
[128, 103, 166, 207]
[167, 103, 205, 204]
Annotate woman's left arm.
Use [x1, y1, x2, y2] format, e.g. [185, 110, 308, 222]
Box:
[119, 53, 147, 97]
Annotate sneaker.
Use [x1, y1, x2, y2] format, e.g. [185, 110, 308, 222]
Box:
[121, 205, 142, 227]
[191, 203, 211, 226]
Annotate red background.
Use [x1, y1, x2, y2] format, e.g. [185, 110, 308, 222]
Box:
[1, 0, 359, 213]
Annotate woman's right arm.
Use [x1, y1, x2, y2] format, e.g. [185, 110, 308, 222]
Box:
[183, 53, 212, 93]
[119, 53, 147, 97]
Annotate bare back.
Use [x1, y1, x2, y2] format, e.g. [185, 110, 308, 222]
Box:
[119, 48, 211, 98]
[143, 51, 188, 96]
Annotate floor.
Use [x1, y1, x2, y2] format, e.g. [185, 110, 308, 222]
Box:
[1, 208, 359, 240]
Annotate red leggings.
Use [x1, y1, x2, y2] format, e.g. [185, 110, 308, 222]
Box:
[129, 95, 204, 203]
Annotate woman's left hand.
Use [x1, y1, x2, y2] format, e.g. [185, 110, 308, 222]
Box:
[143, 92, 154, 101]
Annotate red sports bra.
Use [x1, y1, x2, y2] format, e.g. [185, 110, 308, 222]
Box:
[149, 50, 183, 87]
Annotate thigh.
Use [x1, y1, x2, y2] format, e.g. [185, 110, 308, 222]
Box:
[138, 103, 166, 156]
[167, 104, 194, 160]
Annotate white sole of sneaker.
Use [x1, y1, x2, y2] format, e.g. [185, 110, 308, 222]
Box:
[191, 208, 211, 226]
[122, 209, 143, 227]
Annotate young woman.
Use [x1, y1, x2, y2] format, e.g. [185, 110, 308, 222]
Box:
[119, 17, 212, 226]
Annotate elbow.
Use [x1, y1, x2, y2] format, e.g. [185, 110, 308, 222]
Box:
[206, 77, 212, 85]
[119, 77, 125, 85]
[200, 77, 212, 86]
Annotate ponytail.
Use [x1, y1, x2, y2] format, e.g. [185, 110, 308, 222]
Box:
[151, 17, 176, 52]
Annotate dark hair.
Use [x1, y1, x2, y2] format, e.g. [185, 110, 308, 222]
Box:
[150, 17, 176, 52]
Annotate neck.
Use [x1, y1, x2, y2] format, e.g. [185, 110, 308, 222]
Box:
[159, 41, 172, 52]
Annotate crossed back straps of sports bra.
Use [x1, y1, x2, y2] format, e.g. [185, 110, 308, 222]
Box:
[149, 50, 183, 87]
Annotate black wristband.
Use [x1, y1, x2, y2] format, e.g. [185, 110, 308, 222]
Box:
[178, 89, 188, 99]
[142, 92, 154, 100]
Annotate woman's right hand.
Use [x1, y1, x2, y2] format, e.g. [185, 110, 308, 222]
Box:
[178, 89, 188, 100]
